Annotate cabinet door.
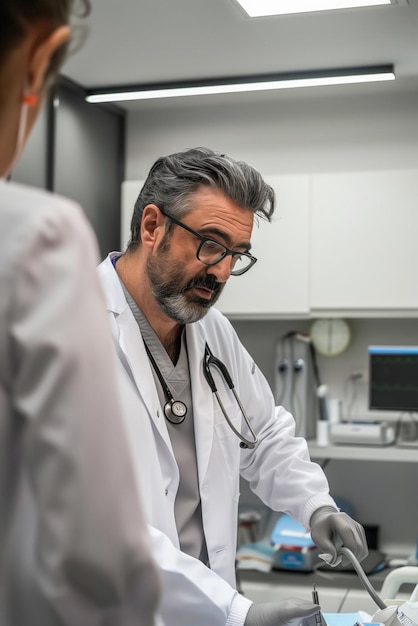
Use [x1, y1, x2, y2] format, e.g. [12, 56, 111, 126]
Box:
[311, 170, 418, 312]
[217, 175, 311, 317]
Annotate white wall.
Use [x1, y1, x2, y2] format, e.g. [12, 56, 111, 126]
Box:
[125, 88, 418, 557]
[125, 89, 418, 178]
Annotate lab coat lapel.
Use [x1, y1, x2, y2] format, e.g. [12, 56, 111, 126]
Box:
[116, 307, 173, 448]
[99, 256, 172, 450]
[186, 323, 214, 485]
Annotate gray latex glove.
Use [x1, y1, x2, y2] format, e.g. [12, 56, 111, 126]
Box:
[244, 598, 321, 626]
[310, 505, 368, 567]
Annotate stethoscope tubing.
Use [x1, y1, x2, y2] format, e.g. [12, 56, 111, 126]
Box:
[143, 340, 187, 424]
[203, 343, 258, 449]
[143, 337, 258, 447]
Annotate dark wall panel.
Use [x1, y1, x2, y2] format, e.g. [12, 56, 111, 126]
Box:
[53, 81, 125, 259]
[10, 100, 49, 189]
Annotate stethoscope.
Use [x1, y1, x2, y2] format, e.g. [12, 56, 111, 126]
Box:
[143, 340, 258, 449]
[203, 343, 258, 449]
[143, 341, 188, 424]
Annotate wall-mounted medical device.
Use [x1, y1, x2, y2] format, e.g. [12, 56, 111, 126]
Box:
[368, 345, 418, 412]
[368, 345, 418, 447]
[274, 333, 318, 439]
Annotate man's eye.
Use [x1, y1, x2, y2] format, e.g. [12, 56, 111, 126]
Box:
[204, 240, 223, 252]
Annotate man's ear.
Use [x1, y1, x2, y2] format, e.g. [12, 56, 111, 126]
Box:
[28, 25, 70, 94]
[141, 205, 165, 248]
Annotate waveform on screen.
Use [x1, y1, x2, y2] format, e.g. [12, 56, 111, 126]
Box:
[368, 346, 418, 412]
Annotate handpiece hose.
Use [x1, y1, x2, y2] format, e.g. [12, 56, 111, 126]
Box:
[338, 546, 387, 610]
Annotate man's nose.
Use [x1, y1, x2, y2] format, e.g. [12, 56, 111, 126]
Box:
[207, 255, 233, 283]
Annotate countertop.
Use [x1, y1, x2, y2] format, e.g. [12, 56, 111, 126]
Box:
[238, 566, 415, 614]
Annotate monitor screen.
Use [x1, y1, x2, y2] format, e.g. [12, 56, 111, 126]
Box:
[368, 346, 418, 412]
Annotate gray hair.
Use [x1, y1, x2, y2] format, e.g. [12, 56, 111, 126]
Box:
[127, 147, 275, 252]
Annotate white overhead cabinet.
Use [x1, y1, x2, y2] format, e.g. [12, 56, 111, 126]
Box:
[217, 175, 311, 317]
[121, 170, 418, 318]
[216, 169, 418, 318]
[310, 170, 418, 315]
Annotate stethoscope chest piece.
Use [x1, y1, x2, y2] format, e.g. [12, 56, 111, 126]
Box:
[164, 399, 187, 424]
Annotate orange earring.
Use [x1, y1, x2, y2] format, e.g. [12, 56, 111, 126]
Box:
[22, 93, 38, 107]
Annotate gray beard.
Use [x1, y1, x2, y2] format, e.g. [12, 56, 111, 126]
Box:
[152, 289, 218, 325]
[147, 263, 223, 326]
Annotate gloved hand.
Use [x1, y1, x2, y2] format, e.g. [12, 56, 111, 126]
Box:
[310, 505, 368, 567]
[244, 597, 321, 626]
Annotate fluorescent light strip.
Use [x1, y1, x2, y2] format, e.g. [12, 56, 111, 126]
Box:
[236, 0, 391, 17]
[86, 70, 395, 104]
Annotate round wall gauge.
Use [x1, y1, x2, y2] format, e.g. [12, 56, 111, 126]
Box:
[309, 318, 351, 357]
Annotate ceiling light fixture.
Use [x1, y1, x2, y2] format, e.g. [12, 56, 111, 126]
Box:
[234, 0, 404, 17]
[85, 65, 395, 104]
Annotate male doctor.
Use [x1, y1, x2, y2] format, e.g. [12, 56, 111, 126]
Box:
[98, 147, 368, 626]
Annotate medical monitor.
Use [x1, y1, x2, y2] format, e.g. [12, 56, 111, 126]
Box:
[368, 346, 418, 412]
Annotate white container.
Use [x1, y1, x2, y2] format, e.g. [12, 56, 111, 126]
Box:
[328, 398, 342, 424]
[316, 420, 330, 447]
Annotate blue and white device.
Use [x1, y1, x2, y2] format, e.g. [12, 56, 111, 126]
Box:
[270, 514, 321, 571]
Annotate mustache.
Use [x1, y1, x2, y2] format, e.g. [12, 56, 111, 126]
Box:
[181, 275, 221, 293]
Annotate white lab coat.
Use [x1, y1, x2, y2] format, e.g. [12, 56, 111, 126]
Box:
[98, 252, 338, 626]
[0, 183, 160, 626]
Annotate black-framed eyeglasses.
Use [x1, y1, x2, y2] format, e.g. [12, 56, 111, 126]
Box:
[159, 208, 257, 276]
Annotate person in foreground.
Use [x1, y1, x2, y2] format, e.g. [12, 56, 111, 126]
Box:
[0, 1, 160, 624]
[98, 147, 368, 626]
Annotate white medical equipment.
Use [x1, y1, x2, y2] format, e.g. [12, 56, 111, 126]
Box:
[377, 567, 418, 626]
[338, 548, 418, 626]
[380, 567, 418, 603]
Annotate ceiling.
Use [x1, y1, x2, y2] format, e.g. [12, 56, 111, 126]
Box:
[62, 0, 418, 111]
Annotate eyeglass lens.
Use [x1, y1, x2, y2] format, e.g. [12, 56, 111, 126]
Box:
[198, 240, 252, 274]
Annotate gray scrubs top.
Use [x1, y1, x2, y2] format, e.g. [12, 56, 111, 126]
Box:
[120, 281, 208, 565]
